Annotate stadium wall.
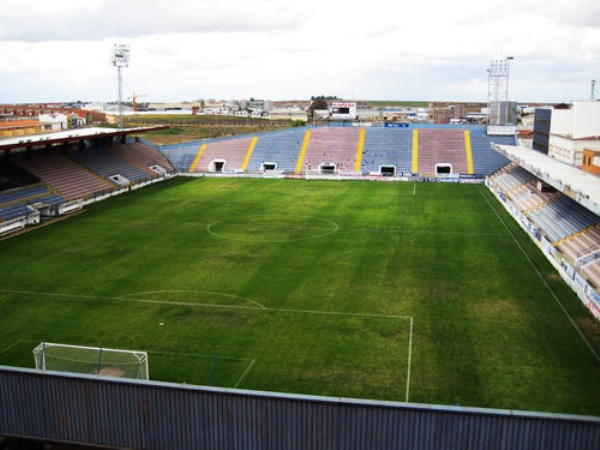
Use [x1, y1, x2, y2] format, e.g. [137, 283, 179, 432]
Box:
[1, 366, 599, 450]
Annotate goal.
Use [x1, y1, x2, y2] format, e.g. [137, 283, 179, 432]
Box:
[33, 342, 149, 380]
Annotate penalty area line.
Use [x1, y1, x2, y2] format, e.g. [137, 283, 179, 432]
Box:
[152, 351, 256, 389]
[406, 317, 414, 402]
[0, 339, 38, 354]
[234, 359, 256, 388]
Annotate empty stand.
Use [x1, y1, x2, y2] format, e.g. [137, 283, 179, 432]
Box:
[416, 129, 468, 175]
[490, 163, 600, 246]
[159, 142, 201, 172]
[0, 183, 67, 221]
[559, 228, 600, 265]
[509, 180, 560, 212]
[111, 142, 175, 175]
[0, 158, 40, 190]
[246, 129, 306, 172]
[156, 125, 511, 177]
[297, 128, 361, 173]
[469, 128, 513, 174]
[13, 152, 115, 200]
[492, 164, 535, 193]
[190, 137, 255, 173]
[67, 147, 152, 183]
[361, 128, 412, 174]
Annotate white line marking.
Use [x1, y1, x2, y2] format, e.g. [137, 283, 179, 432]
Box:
[478, 186, 600, 363]
[0, 289, 414, 394]
[119, 290, 267, 310]
[212, 179, 241, 189]
[235, 359, 256, 388]
[0, 288, 409, 320]
[406, 317, 414, 402]
[206, 216, 339, 242]
[268, 307, 412, 320]
[0, 339, 36, 354]
[151, 350, 254, 363]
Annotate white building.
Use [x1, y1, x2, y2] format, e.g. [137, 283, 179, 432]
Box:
[548, 102, 600, 167]
[268, 107, 308, 121]
[203, 107, 230, 115]
[38, 113, 68, 131]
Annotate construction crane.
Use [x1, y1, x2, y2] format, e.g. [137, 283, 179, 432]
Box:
[130, 93, 147, 112]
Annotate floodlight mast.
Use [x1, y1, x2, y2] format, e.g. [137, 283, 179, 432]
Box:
[111, 44, 130, 129]
[486, 56, 514, 126]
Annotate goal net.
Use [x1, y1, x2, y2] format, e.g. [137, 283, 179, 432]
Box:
[33, 342, 149, 380]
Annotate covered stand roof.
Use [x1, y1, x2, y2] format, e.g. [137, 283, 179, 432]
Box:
[492, 144, 600, 216]
[0, 126, 168, 152]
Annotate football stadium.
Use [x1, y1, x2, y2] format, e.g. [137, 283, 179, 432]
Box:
[1, 110, 600, 448]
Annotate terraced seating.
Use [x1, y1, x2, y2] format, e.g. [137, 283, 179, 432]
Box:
[111, 142, 175, 174]
[509, 180, 559, 212]
[0, 184, 67, 221]
[67, 147, 152, 182]
[0, 184, 49, 205]
[0, 158, 39, 190]
[528, 194, 600, 244]
[246, 129, 305, 172]
[298, 128, 361, 173]
[417, 129, 467, 174]
[0, 203, 31, 221]
[469, 128, 513, 174]
[558, 228, 600, 264]
[361, 128, 412, 174]
[158, 142, 203, 172]
[13, 153, 115, 200]
[551, 196, 599, 231]
[492, 166, 535, 193]
[190, 137, 255, 173]
[156, 126, 515, 177]
[491, 163, 600, 248]
[582, 259, 600, 288]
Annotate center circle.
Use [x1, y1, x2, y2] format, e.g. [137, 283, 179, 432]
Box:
[207, 216, 339, 242]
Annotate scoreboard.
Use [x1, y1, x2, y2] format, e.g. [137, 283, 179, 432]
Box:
[331, 102, 357, 120]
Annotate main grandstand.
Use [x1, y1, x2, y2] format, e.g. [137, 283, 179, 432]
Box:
[2, 122, 600, 449]
[163, 124, 513, 176]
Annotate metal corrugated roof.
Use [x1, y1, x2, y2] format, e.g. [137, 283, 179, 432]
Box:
[0, 126, 166, 151]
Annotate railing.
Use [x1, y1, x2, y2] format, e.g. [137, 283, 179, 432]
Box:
[577, 242, 600, 259]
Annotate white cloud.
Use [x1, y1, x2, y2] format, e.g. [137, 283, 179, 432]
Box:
[0, 0, 598, 103]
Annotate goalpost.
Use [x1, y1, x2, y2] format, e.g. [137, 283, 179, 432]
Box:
[33, 342, 149, 380]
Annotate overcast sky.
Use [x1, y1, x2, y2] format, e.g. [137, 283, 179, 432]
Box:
[1, 0, 599, 104]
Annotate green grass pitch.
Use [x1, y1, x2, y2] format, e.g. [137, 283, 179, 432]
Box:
[1, 177, 599, 416]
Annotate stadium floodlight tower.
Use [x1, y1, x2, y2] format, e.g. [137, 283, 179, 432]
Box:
[486, 56, 514, 127]
[111, 43, 131, 129]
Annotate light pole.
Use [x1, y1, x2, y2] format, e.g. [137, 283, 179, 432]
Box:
[487, 56, 514, 127]
[111, 44, 130, 129]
